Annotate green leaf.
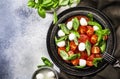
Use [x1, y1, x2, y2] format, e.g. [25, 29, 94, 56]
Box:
[102, 29, 110, 35]
[93, 58, 102, 67]
[41, 57, 53, 67]
[72, 17, 80, 31]
[87, 13, 93, 21]
[71, 31, 80, 38]
[59, 0, 69, 6]
[53, 11, 58, 24]
[58, 24, 69, 34]
[27, 1, 35, 8]
[75, 65, 85, 69]
[38, 6, 46, 18]
[55, 36, 68, 44]
[74, 37, 78, 45]
[88, 21, 102, 30]
[42, 1, 54, 9]
[42, 0, 52, 5]
[100, 41, 106, 53]
[85, 40, 91, 56]
[60, 50, 69, 60]
[66, 41, 70, 52]
[67, 54, 78, 60]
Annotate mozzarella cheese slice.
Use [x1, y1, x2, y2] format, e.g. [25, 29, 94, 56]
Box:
[67, 21, 73, 30]
[78, 42, 86, 51]
[93, 25, 99, 31]
[57, 41, 66, 47]
[80, 18, 88, 26]
[58, 30, 65, 37]
[79, 59, 86, 67]
[69, 33, 76, 41]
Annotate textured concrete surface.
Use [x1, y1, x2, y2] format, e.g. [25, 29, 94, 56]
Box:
[0, 0, 60, 79]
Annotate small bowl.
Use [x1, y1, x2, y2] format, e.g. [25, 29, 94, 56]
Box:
[32, 67, 59, 79]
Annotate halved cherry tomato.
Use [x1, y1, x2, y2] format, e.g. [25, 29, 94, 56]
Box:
[70, 41, 77, 51]
[86, 26, 94, 37]
[79, 26, 87, 34]
[68, 51, 74, 56]
[87, 54, 95, 61]
[71, 58, 79, 66]
[103, 35, 108, 40]
[91, 46, 100, 54]
[78, 34, 89, 43]
[58, 47, 66, 54]
[86, 61, 93, 67]
[90, 34, 98, 44]
[80, 52, 88, 60]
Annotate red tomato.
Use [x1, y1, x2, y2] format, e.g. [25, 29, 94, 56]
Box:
[86, 61, 93, 67]
[68, 51, 74, 56]
[79, 26, 87, 34]
[87, 54, 95, 61]
[58, 47, 66, 54]
[103, 35, 108, 40]
[70, 41, 77, 51]
[78, 34, 89, 43]
[91, 46, 100, 54]
[90, 34, 98, 44]
[86, 26, 94, 37]
[80, 52, 88, 60]
[95, 54, 102, 58]
[71, 58, 79, 66]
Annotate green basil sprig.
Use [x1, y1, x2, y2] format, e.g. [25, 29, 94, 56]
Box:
[93, 58, 102, 67]
[72, 17, 80, 31]
[58, 24, 69, 34]
[85, 40, 91, 56]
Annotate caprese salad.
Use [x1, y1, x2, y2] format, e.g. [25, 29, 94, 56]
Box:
[55, 14, 110, 68]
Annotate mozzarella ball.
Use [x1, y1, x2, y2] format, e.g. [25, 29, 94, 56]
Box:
[67, 21, 73, 30]
[69, 33, 76, 41]
[78, 42, 86, 51]
[80, 18, 88, 26]
[58, 30, 65, 37]
[57, 41, 66, 47]
[79, 59, 86, 66]
[93, 26, 99, 31]
[47, 71, 55, 78]
[36, 73, 44, 79]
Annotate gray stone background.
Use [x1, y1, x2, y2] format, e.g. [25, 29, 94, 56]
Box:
[0, 0, 61, 79]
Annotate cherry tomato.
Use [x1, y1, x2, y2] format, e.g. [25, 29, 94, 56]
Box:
[103, 35, 108, 40]
[80, 52, 88, 60]
[86, 61, 93, 67]
[71, 58, 79, 66]
[90, 34, 98, 44]
[68, 51, 74, 56]
[87, 54, 95, 61]
[70, 41, 77, 51]
[79, 26, 87, 34]
[58, 47, 66, 54]
[92, 46, 100, 54]
[78, 34, 89, 43]
[95, 54, 102, 58]
[86, 26, 94, 37]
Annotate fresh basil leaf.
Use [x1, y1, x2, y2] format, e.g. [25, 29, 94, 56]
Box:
[93, 58, 102, 67]
[58, 24, 69, 34]
[85, 40, 91, 56]
[67, 54, 78, 60]
[87, 13, 93, 21]
[53, 11, 58, 24]
[38, 6, 46, 18]
[27, 1, 35, 8]
[74, 37, 78, 45]
[42, 1, 54, 9]
[88, 21, 102, 30]
[38, 0, 43, 4]
[59, 0, 69, 6]
[52, 1, 59, 8]
[72, 17, 79, 31]
[66, 41, 70, 52]
[55, 36, 68, 44]
[60, 50, 69, 60]
[100, 41, 106, 53]
[75, 65, 85, 68]
[71, 31, 80, 38]
[102, 29, 110, 35]
[42, 0, 52, 5]
[41, 57, 53, 67]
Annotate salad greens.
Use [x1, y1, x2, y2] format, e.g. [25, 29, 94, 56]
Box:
[85, 40, 91, 56]
[72, 17, 80, 31]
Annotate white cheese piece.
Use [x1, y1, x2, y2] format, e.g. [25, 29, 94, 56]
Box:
[79, 59, 86, 66]
[36, 73, 44, 79]
[47, 71, 55, 78]
[66, 21, 73, 30]
[69, 33, 76, 41]
[93, 25, 99, 31]
[58, 30, 65, 37]
[80, 18, 88, 26]
[78, 42, 86, 51]
[57, 41, 66, 47]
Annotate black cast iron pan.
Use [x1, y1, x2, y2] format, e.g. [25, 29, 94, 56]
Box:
[46, 6, 119, 76]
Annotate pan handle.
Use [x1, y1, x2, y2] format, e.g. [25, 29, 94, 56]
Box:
[103, 52, 120, 68]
